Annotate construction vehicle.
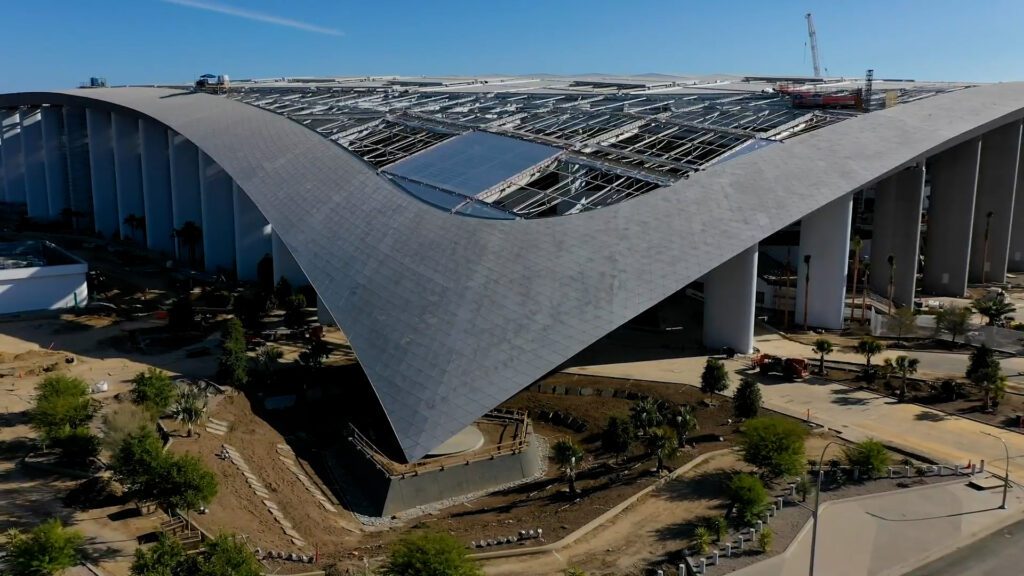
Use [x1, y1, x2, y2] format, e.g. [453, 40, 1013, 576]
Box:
[194, 74, 230, 94]
[752, 353, 809, 380]
[805, 13, 822, 78]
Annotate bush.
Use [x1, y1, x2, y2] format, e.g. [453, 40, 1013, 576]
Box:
[728, 473, 768, 526]
[110, 428, 166, 503]
[601, 415, 635, 458]
[130, 368, 177, 416]
[758, 526, 774, 552]
[3, 519, 85, 576]
[102, 403, 155, 452]
[733, 377, 762, 420]
[217, 318, 249, 387]
[131, 533, 186, 576]
[739, 417, 808, 478]
[131, 533, 261, 576]
[843, 439, 891, 478]
[939, 379, 964, 401]
[795, 475, 814, 502]
[156, 454, 219, 513]
[703, 516, 728, 542]
[700, 357, 731, 396]
[30, 374, 97, 446]
[51, 426, 101, 466]
[692, 525, 712, 554]
[381, 531, 483, 576]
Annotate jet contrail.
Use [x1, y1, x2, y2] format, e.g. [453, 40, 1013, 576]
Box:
[162, 0, 343, 37]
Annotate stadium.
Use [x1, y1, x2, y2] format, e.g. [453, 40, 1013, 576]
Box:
[3, 74, 1024, 510]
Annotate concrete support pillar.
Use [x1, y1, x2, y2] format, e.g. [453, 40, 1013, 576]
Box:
[795, 194, 853, 330]
[703, 244, 758, 353]
[198, 151, 235, 273]
[140, 119, 174, 253]
[62, 107, 93, 230]
[22, 108, 50, 220]
[870, 166, 925, 307]
[233, 183, 271, 281]
[1, 109, 26, 204]
[168, 131, 202, 255]
[86, 108, 118, 237]
[41, 107, 70, 220]
[1009, 141, 1024, 271]
[112, 112, 144, 242]
[970, 121, 1022, 283]
[272, 231, 309, 287]
[0, 142, 5, 202]
[923, 138, 981, 295]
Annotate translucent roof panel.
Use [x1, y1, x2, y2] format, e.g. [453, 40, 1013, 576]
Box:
[382, 131, 561, 198]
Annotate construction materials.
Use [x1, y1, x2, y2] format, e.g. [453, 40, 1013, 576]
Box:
[752, 353, 809, 379]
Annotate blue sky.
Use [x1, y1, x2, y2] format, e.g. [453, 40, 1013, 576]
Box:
[6, 0, 1024, 91]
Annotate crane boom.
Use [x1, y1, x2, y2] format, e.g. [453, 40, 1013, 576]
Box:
[805, 13, 822, 78]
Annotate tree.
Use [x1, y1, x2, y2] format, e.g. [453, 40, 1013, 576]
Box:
[601, 415, 635, 459]
[131, 533, 187, 576]
[843, 439, 891, 478]
[856, 337, 884, 371]
[254, 346, 284, 387]
[739, 417, 808, 479]
[645, 426, 679, 472]
[887, 306, 918, 343]
[966, 344, 1006, 411]
[173, 221, 202, 266]
[883, 355, 920, 400]
[102, 403, 155, 452]
[552, 439, 584, 495]
[669, 405, 698, 444]
[691, 525, 712, 555]
[940, 379, 964, 401]
[629, 397, 664, 436]
[700, 357, 730, 398]
[283, 294, 308, 329]
[110, 428, 165, 503]
[217, 318, 249, 387]
[733, 377, 763, 420]
[156, 454, 218, 514]
[192, 535, 262, 576]
[381, 531, 483, 576]
[972, 295, 1016, 326]
[728, 473, 768, 526]
[297, 338, 330, 371]
[936, 305, 972, 344]
[758, 526, 774, 553]
[795, 475, 814, 503]
[167, 293, 197, 334]
[171, 389, 207, 437]
[30, 374, 99, 462]
[811, 338, 833, 376]
[2, 519, 85, 576]
[130, 368, 177, 416]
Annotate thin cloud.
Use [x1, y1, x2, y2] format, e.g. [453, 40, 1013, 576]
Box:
[162, 0, 343, 36]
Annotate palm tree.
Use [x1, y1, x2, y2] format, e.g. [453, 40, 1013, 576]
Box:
[630, 397, 664, 436]
[850, 236, 862, 323]
[883, 355, 920, 400]
[886, 255, 896, 316]
[173, 221, 203, 266]
[802, 254, 812, 330]
[552, 439, 584, 495]
[645, 426, 679, 473]
[856, 337, 884, 371]
[172, 389, 208, 437]
[972, 296, 1016, 327]
[670, 405, 698, 445]
[811, 338, 834, 376]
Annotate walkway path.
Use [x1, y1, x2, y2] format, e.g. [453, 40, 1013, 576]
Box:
[904, 516, 1024, 576]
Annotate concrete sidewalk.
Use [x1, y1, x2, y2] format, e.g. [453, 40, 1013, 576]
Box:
[730, 479, 1024, 576]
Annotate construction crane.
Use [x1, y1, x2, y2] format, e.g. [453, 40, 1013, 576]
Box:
[805, 13, 822, 78]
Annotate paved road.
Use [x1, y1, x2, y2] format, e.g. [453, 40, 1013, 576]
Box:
[904, 517, 1024, 576]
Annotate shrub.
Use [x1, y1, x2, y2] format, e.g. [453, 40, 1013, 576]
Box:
[700, 357, 730, 397]
[156, 454, 218, 514]
[733, 377, 762, 420]
[110, 428, 166, 503]
[703, 516, 728, 542]
[739, 417, 808, 478]
[30, 374, 97, 445]
[51, 426, 101, 466]
[601, 415, 635, 458]
[3, 519, 85, 576]
[131, 533, 187, 575]
[381, 531, 483, 576]
[691, 526, 712, 554]
[843, 439, 891, 478]
[217, 318, 249, 387]
[758, 526, 774, 552]
[728, 473, 768, 526]
[795, 475, 814, 502]
[102, 403, 155, 452]
[130, 368, 177, 416]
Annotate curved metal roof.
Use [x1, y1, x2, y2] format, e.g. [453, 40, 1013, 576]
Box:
[5, 83, 1024, 461]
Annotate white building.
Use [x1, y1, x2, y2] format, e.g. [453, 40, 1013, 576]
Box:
[0, 241, 88, 314]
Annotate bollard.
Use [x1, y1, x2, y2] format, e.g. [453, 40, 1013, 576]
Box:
[726, 543, 732, 557]
[655, 571, 663, 576]
[739, 536, 744, 550]
[970, 463, 976, 476]
[888, 467, 893, 479]
[906, 465, 912, 477]
[790, 484, 797, 497]
[980, 459, 986, 473]
[701, 558, 707, 574]
[679, 565, 686, 576]
[778, 497, 784, 510]
[757, 520, 763, 532]
[750, 529, 756, 541]
[713, 550, 719, 565]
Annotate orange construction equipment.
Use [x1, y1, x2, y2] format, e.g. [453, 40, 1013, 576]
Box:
[752, 353, 810, 380]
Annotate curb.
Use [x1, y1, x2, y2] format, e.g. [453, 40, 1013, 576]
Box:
[472, 448, 735, 560]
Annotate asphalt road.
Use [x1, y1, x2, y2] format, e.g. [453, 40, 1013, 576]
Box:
[904, 517, 1024, 575]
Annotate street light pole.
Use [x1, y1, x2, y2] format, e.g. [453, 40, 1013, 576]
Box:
[981, 431, 1010, 510]
[809, 440, 842, 576]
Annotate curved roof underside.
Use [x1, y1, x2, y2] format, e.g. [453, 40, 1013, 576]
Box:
[5, 83, 1024, 461]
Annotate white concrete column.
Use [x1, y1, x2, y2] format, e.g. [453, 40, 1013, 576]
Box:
[233, 183, 272, 281]
[41, 107, 70, 220]
[62, 107, 93, 230]
[703, 244, 758, 353]
[198, 151, 235, 272]
[86, 108, 118, 237]
[272, 231, 309, 287]
[112, 112, 144, 242]
[923, 138, 981, 296]
[22, 109, 50, 220]
[970, 121, 1022, 283]
[795, 194, 853, 330]
[168, 131, 202, 256]
[140, 119, 174, 253]
[0, 141, 5, 202]
[870, 166, 925, 307]
[1009, 140, 1024, 272]
[1, 109, 26, 204]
